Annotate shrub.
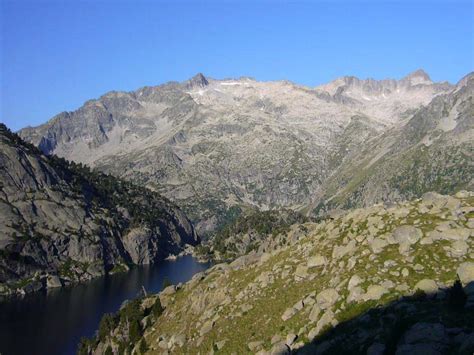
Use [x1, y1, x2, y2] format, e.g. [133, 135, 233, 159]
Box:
[77, 337, 96, 355]
[119, 299, 142, 322]
[129, 319, 142, 344]
[152, 298, 164, 317]
[98, 313, 118, 341]
[139, 339, 148, 354]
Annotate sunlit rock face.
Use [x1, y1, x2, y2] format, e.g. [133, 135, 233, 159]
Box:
[0, 125, 199, 295]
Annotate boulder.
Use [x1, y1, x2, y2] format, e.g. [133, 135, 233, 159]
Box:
[401, 268, 409, 277]
[86, 263, 104, 277]
[414, 279, 438, 295]
[457, 262, 474, 285]
[285, 333, 297, 346]
[215, 339, 227, 350]
[316, 288, 339, 309]
[364, 285, 388, 301]
[171, 333, 186, 347]
[307, 255, 327, 268]
[332, 240, 357, 259]
[347, 286, 364, 303]
[23, 281, 43, 294]
[248, 341, 264, 351]
[308, 304, 321, 322]
[308, 310, 335, 341]
[199, 320, 215, 336]
[161, 285, 176, 296]
[281, 307, 298, 321]
[271, 342, 290, 355]
[348, 275, 363, 290]
[369, 238, 388, 254]
[295, 264, 309, 280]
[257, 271, 272, 285]
[450, 240, 469, 257]
[271, 334, 282, 344]
[455, 190, 470, 198]
[46, 275, 62, 288]
[421, 192, 448, 208]
[392, 225, 422, 245]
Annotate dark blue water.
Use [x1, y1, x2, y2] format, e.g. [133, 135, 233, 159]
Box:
[0, 255, 211, 355]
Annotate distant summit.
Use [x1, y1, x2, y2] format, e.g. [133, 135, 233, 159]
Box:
[183, 73, 209, 90]
[402, 69, 432, 85]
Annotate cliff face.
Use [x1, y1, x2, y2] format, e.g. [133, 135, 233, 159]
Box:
[0, 124, 199, 296]
[85, 191, 474, 354]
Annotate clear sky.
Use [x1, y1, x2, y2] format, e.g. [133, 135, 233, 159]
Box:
[1, 0, 473, 131]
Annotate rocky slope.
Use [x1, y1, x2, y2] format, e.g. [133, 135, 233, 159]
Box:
[313, 72, 474, 214]
[0, 124, 199, 296]
[84, 191, 474, 354]
[19, 70, 462, 235]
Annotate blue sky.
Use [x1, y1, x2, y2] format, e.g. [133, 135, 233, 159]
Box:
[1, 0, 473, 131]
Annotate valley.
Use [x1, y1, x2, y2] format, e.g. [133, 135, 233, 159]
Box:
[1, 70, 473, 355]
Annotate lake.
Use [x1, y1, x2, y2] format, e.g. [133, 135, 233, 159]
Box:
[0, 255, 211, 355]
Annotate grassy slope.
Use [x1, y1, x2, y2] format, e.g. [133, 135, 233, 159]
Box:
[137, 193, 473, 354]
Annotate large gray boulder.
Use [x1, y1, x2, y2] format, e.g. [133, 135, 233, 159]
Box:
[457, 262, 474, 285]
[364, 285, 388, 301]
[414, 279, 438, 295]
[316, 288, 339, 309]
[391, 225, 423, 254]
[307, 255, 327, 268]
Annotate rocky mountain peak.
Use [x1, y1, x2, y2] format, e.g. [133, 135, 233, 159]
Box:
[401, 69, 432, 85]
[183, 73, 209, 90]
[455, 71, 474, 89]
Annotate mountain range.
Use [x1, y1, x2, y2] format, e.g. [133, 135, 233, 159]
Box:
[1, 68, 473, 353]
[18, 70, 473, 236]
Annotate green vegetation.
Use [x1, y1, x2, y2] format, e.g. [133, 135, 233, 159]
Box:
[98, 313, 118, 341]
[151, 298, 164, 317]
[208, 208, 310, 259]
[78, 295, 166, 354]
